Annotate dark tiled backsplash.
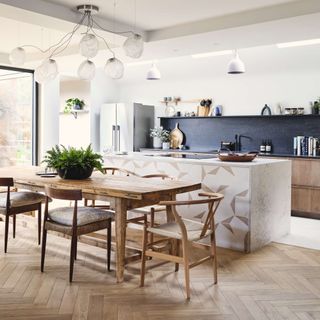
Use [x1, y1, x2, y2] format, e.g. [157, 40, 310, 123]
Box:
[160, 115, 320, 154]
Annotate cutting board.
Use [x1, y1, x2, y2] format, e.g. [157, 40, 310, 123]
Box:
[170, 123, 183, 149]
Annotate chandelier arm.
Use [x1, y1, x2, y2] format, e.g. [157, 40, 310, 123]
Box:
[49, 14, 86, 58]
[90, 28, 115, 58]
[91, 18, 135, 36]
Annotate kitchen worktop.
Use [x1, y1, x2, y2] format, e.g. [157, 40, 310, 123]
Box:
[104, 152, 291, 253]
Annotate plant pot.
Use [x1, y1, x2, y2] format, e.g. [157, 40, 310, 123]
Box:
[57, 166, 93, 180]
[153, 137, 162, 149]
[73, 104, 81, 110]
[162, 142, 170, 150]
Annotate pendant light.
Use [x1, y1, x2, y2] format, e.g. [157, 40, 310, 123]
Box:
[78, 59, 96, 80]
[227, 50, 245, 74]
[146, 63, 161, 80]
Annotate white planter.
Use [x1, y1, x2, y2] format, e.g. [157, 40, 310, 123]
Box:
[153, 137, 162, 149]
[162, 142, 170, 150]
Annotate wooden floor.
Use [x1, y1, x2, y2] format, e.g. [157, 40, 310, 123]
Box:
[1, 221, 320, 320]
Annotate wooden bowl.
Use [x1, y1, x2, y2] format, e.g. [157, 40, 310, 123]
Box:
[218, 153, 257, 162]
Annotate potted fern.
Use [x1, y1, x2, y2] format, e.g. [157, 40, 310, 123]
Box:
[43, 145, 104, 180]
[64, 98, 85, 113]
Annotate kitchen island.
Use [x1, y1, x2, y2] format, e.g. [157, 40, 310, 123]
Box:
[103, 153, 291, 252]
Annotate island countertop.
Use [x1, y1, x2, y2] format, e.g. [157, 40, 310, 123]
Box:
[104, 152, 291, 253]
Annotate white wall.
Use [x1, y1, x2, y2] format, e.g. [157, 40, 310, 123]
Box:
[117, 44, 320, 125]
[59, 79, 90, 148]
[39, 77, 60, 160]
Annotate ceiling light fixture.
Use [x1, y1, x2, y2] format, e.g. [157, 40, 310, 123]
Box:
[191, 50, 233, 59]
[146, 63, 161, 80]
[9, 3, 144, 83]
[276, 38, 320, 48]
[227, 50, 245, 74]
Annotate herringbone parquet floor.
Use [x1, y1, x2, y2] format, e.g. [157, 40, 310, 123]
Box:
[1, 221, 320, 320]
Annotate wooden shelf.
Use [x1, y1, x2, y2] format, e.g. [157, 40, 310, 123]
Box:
[59, 109, 89, 119]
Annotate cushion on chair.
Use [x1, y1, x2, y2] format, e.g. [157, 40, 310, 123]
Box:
[0, 191, 47, 208]
[48, 207, 114, 227]
[147, 218, 213, 241]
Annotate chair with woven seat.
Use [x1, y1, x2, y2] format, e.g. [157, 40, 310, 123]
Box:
[140, 192, 224, 300]
[84, 167, 140, 208]
[0, 177, 47, 252]
[41, 186, 114, 282]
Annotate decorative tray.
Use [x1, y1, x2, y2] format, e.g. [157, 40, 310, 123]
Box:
[218, 153, 257, 162]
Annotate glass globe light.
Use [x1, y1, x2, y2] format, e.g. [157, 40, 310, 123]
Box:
[34, 59, 58, 84]
[9, 47, 26, 65]
[104, 57, 124, 79]
[79, 34, 99, 59]
[123, 33, 144, 58]
[78, 60, 95, 80]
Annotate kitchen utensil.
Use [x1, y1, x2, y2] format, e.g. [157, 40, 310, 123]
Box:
[170, 123, 184, 149]
[218, 152, 257, 162]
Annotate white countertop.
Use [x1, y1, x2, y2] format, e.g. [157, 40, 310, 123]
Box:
[104, 152, 290, 168]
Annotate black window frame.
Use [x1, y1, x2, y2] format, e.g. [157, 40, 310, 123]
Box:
[0, 65, 38, 165]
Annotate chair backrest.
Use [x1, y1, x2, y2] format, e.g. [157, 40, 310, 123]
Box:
[45, 186, 82, 201]
[159, 192, 224, 239]
[142, 173, 175, 180]
[102, 167, 140, 177]
[0, 177, 14, 187]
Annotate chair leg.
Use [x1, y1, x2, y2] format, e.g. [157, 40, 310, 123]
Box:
[107, 219, 112, 271]
[74, 237, 78, 260]
[140, 223, 148, 287]
[182, 240, 191, 300]
[149, 211, 155, 244]
[41, 228, 47, 272]
[69, 234, 77, 282]
[12, 214, 16, 239]
[38, 205, 41, 245]
[84, 199, 88, 207]
[175, 239, 180, 272]
[211, 232, 218, 284]
[4, 214, 9, 253]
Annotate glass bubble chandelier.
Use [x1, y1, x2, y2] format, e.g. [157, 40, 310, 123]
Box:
[9, 4, 144, 83]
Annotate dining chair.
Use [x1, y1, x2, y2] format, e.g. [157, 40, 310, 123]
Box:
[127, 173, 175, 243]
[41, 186, 114, 282]
[84, 167, 140, 208]
[0, 177, 47, 253]
[140, 192, 224, 300]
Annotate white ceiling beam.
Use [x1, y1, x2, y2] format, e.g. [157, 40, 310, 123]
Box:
[147, 0, 320, 41]
[0, 0, 146, 40]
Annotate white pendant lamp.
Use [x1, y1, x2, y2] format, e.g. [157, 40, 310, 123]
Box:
[123, 33, 144, 58]
[146, 63, 161, 80]
[9, 47, 26, 65]
[78, 60, 96, 80]
[34, 59, 58, 84]
[105, 57, 124, 79]
[228, 50, 245, 74]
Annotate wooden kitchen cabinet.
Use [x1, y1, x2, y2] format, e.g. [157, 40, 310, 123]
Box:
[291, 158, 320, 219]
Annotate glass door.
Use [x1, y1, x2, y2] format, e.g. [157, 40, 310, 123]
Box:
[0, 67, 37, 167]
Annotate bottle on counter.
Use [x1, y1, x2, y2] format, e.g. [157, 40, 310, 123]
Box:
[260, 140, 266, 153]
[266, 140, 272, 153]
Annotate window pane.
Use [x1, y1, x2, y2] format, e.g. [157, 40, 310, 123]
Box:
[0, 70, 34, 167]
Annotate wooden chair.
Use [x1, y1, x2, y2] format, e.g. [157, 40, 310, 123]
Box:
[140, 192, 224, 300]
[84, 167, 140, 208]
[41, 186, 114, 282]
[0, 177, 47, 252]
[127, 173, 175, 243]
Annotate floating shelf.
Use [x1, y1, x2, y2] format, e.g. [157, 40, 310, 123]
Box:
[159, 114, 320, 119]
[160, 99, 201, 106]
[59, 109, 89, 119]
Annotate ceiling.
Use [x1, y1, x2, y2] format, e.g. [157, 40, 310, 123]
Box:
[42, 0, 296, 31]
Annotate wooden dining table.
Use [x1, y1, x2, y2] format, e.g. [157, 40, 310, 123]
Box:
[0, 166, 201, 282]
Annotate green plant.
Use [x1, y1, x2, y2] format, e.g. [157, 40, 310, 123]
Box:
[150, 127, 170, 142]
[64, 98, 85, 113]
[43, 145, 104, 175]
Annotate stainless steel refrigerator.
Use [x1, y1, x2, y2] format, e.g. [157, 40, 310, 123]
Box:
[100, 103, 154, 152]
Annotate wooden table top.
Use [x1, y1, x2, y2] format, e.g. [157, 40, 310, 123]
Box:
[0, 166, 201, 200]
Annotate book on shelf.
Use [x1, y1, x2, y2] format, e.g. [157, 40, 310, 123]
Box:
[293, 136, 318, 156]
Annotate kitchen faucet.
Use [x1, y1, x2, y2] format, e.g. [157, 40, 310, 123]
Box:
[235, 134, 252, 152]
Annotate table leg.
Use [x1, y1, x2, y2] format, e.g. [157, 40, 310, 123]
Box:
[115, 198, 127, 283]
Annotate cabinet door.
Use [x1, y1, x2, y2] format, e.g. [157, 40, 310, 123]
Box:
[100, 104, 116, 152]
